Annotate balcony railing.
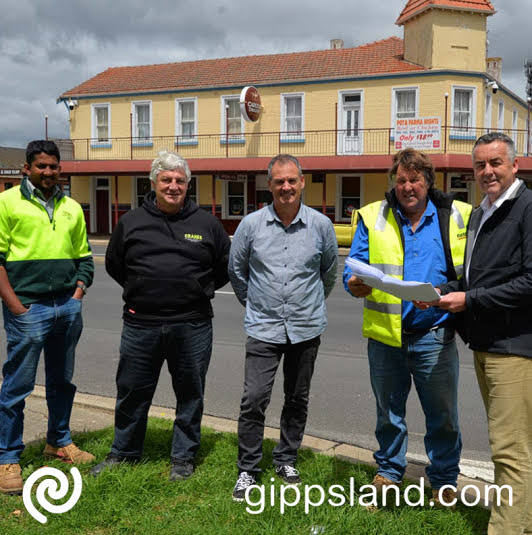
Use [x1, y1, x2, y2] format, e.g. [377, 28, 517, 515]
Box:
[54, 126, 531, 161]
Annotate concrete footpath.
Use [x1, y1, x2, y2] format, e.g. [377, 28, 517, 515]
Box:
[23, 385, 496, 504]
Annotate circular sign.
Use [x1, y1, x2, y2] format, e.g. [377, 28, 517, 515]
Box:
[240, 86, 262, 122]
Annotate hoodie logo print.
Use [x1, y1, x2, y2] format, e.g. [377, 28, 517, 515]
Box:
[184, 233, 203, 242]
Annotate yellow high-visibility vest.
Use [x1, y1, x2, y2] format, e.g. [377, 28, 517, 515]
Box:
[357, 198, 471, 347]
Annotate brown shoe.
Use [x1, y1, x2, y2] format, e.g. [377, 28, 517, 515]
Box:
[370, 474, 401, 506]
[0, 463, 23, 495]
[371, 474, 401, 492]
[431, 488, 457, 510]
[43, 442, 95, 464]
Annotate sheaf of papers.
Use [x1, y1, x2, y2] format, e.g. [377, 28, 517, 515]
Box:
[345, 257, 440, 302]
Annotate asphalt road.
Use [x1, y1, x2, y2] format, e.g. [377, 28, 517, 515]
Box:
[2, 252, 491, 466]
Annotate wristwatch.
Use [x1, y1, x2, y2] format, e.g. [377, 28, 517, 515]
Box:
[76, 282, 87, 295]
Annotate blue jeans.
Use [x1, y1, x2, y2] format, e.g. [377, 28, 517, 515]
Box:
[111, 319, 213, 461]
[0, 296, 83, 464]
[368, 326, 462, 488]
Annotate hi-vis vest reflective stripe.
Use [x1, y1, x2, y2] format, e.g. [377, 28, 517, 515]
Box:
[357, 199, 471, 348]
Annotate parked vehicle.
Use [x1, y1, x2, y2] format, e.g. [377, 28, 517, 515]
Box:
[333, 209, 358, 247]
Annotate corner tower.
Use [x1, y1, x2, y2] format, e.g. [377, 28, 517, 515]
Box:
[396, 0, 496, 71]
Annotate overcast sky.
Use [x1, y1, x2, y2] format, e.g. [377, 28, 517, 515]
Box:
[0, 0, 530, 149]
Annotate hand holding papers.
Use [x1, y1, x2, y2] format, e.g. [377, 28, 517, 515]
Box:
[345, 257, 440, 302]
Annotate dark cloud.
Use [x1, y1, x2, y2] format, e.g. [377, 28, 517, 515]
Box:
[0, 0, 529, 147]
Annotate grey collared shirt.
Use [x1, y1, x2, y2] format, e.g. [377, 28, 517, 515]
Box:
[228, 203, 338, 344]
[26, 179, 62, 220]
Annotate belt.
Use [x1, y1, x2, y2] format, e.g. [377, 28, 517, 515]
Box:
[402, 324, 445, 335]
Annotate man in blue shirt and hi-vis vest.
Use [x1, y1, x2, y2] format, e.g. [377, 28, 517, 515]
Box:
[344, 148, 471, 508]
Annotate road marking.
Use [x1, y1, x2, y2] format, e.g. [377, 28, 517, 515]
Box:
[216, 291, 234, 295]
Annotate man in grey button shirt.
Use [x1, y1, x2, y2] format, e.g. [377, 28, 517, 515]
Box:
[229, 154, 338, 501]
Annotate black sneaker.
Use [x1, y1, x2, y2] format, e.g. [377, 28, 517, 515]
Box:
[169, 459, 194, 481]
[90, 452, 138, 477]
[275, 465, 301, 485]
[232, 471, 257, 502]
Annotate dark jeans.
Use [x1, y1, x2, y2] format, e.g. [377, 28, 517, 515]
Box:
[111, 319, 212, 461]
[237, 335, 320, 473]
[0, 296, 83, 463]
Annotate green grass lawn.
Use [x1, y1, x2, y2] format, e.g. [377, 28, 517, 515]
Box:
[0, 418, 489, 535]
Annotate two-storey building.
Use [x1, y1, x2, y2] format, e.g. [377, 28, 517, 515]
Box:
[56, 0, 532, 234]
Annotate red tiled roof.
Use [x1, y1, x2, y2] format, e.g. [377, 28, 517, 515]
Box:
[396, 0, 495, 25]
[59, 37, 425, 99]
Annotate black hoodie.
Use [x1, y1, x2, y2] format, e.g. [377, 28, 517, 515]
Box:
[105, 191, 230, 324]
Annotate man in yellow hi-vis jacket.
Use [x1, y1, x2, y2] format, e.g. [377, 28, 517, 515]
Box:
[0, 140, 94, 495]
[344, 148, 471, 508]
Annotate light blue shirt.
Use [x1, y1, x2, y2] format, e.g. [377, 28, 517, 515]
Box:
[26, 179, 62, 220]
[343, 198, 451, 331]
[229, 203, 338, 344]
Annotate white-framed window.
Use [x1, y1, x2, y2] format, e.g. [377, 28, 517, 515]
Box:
[91, 103, 111, 146]
[451, 86, 476, 138]
[338, 90, 364, 155]
[498, 100, 505, 131]
[336, 175, 362, 222]
[132, 101, 152, 145]
[175, 98, 197, 144]
[392, 87, 418, 120]
[255, 174, 272, 209]
[281, 93, 305, 142]
[221, 95, 244, 142]
[484, 92, 492, 131]
[223, 178, 247, 219]
[391, 87, 418, 140]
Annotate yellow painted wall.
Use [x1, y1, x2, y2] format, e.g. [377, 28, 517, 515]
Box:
[325, 173, 336, 205]
[116, 176, 132, 204]
[69, 72, 528, 161]
[403, 10, 488, 71]
[434, 172, 445, 191]
[71, 175, 90, 203]
[403, 13, 435, 68]
[433, 12, 488, 71]
[197, 175, 222, 204]
[363, 173, 389, 205]
[304, 174, 326, 206]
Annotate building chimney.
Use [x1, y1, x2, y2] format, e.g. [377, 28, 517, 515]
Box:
[486, 57, 502, 82]
[330, 39, 344, 50]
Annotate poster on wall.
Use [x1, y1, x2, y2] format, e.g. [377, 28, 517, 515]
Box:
[394, 117, 441, 151]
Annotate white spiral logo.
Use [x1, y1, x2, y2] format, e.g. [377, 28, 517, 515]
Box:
[22, 466, 82, 524]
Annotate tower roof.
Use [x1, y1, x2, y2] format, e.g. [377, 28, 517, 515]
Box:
[396, 0, 495, 25]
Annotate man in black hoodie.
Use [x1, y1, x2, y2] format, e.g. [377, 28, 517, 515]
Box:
[92, 151, 230, 481]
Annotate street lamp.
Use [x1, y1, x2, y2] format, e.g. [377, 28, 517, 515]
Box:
[45, 115, 48, 141]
